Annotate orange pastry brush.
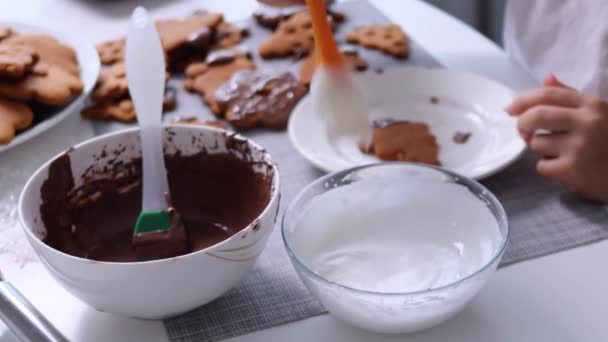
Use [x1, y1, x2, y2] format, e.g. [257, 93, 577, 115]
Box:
[306, 0, 371, 143]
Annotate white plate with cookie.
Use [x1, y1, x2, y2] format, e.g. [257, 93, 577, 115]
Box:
[288, 67, 526, 180]
[0, 22, 100, 153]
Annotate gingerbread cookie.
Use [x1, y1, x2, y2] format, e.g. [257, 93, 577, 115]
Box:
[0, 42, 39, 78]
[92, 62, 170, 102]
[258, 11, 317, 58]
[0, 97, 34, 144]
[184, 49, 256, 114]
[253, 0, 342, 29]
[0, 26, 13, 41]
[92, 62, 128, 102]
[96, 38, 124, 65]
[173, 117, 228, 129]
[360, 120, 440, 165]
[215, 69, 307, 130]
[0, 62, 83, 106]
[346, 24, 410, 59]
[215, 22, 249, 49]
[299, 46, 368, 85]
[81, 98, 137, 123]
[5, 34, 80, 75]
[81, 89, 177, 123]
[156, 11, 223, 71]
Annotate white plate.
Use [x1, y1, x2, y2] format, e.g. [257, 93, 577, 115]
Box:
[288, 67, 526, 180]
[0, 22, 100, 153]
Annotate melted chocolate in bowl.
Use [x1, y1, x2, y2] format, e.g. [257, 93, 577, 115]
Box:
[39, 135, 273, 263]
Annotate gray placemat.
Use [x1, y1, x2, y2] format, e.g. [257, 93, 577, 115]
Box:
[86, 1, 607, 341]
[484, 150, 608, 266]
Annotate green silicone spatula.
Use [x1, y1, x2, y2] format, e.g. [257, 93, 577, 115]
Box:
[126, 7, 172, 235]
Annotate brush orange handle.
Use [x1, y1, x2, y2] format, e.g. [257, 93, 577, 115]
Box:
[306, 0, 345, 67]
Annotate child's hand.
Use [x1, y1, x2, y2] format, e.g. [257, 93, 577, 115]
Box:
[506, 75, 608, 203]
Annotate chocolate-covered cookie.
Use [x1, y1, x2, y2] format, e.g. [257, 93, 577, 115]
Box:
[215, 69, 307, 130]
[184, 49, 256, 114]
[156, 10, 223, 71]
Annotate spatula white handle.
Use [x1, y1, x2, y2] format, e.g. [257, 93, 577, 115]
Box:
[125, 7, 169, 212]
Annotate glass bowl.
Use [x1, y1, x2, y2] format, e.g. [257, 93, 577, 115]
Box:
[282, 163, 508, 334]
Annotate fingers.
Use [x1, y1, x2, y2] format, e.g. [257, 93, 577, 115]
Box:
[517, 105, 577, 140]
[543, 74, 574, 90]
[506, 87, 583, 115]
[536, 157, 569, 181]
[529, 133, 569, 158]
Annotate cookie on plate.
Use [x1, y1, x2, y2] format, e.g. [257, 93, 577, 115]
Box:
[346, 24, 410, 59]
[5, 34, 80, 76]
[0, 97, 34, 144]
[360, 120, 440, 165]
[184, 49, 256, 114]
[0, 61, 83, 106]
[215, 69, 307, 130]
[0, 42, 39, 78]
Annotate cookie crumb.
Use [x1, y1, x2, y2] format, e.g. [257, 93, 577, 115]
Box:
[453, 131, 472, 144]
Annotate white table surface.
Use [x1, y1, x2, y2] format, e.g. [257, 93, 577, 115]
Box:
[0, 1, 607, 341]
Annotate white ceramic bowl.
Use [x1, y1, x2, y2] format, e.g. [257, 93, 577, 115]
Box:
[18, 125, 280, 319]
[283, 163, 508, 333]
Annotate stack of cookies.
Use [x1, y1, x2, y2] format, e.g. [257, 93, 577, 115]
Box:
[0, 25, 83, 144]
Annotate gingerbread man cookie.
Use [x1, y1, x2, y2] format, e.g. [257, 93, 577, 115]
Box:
[0, 62, 83, 106]
[5, 34, 80, 76]
[81, 88, 177, 123]
[0, 42, 39, 78]
[96, 38, 125, 65]
[258, 11, 316, 58]
[0, 97, 34, 144]
[360, 120, 440, 165]
[91, 62, 128, 102]
[346, 24, 410, 59]
[214, 22, 249, 49]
